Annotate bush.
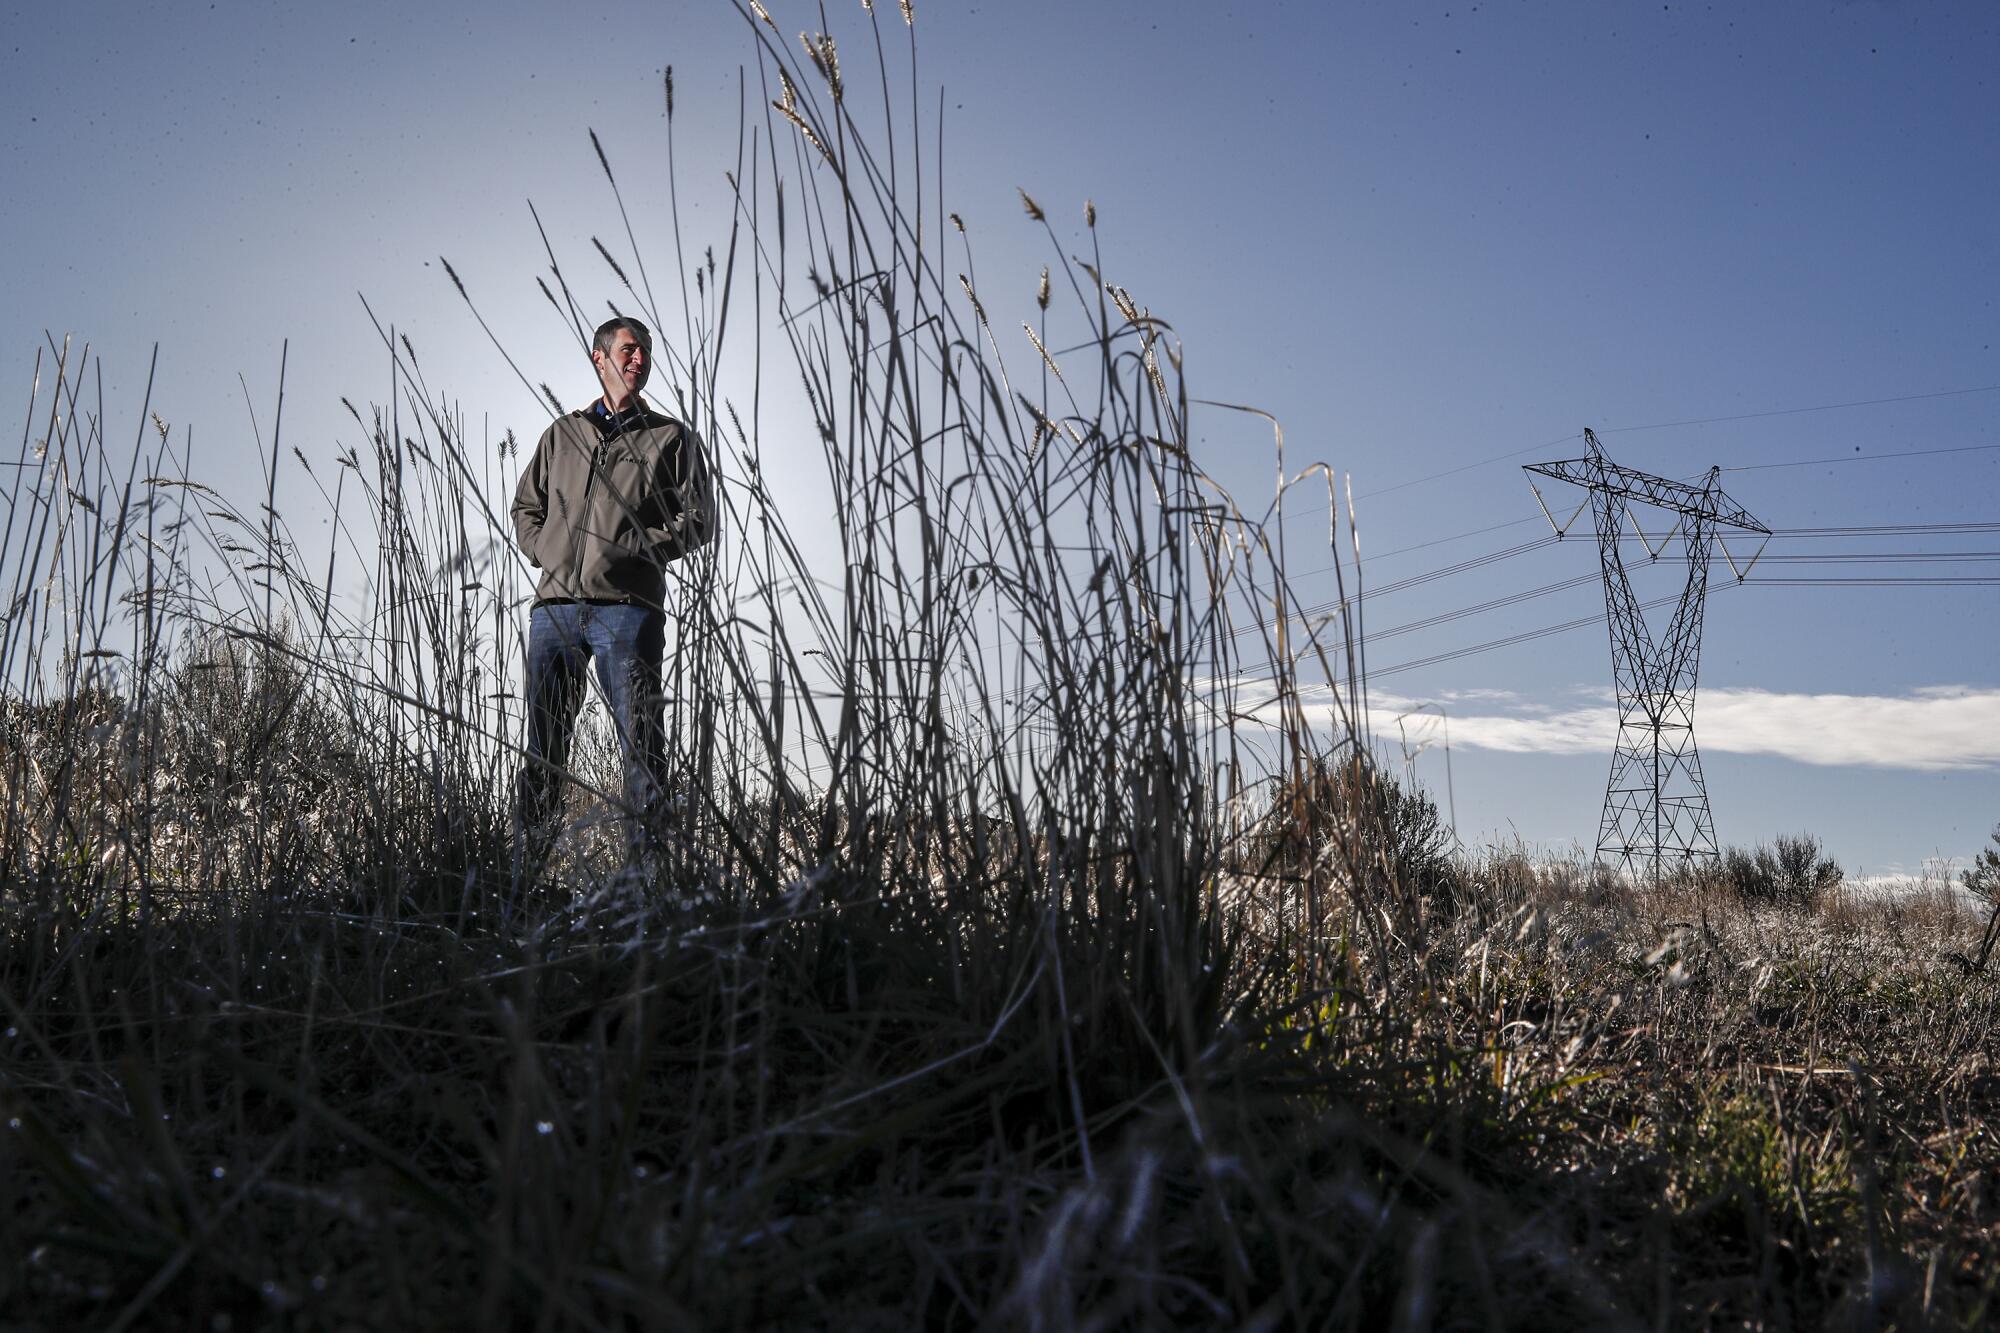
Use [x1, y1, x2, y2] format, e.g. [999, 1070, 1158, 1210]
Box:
[1961, 823, 2000, 904]
[1721, 833, 1842, 911]
[1257, 755, 1465, 929]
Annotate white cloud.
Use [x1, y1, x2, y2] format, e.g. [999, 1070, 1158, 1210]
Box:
[1697, 687, 2000, 771]
[1206, 681, 2000, 772]
[1396, 704, 1615, 756]
[1377, 685, 2000, 772]
[1434, 687, 1528, 705]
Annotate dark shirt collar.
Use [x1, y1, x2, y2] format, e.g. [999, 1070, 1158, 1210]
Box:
[587, 396, 651, 439]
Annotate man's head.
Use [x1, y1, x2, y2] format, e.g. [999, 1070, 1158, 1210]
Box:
[591, 317, 652, 409]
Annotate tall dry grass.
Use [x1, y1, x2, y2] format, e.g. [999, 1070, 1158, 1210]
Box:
[3, 5, 1998, 1327]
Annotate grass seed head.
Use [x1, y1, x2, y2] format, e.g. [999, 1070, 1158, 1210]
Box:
[772, 70, 833, 161]
[1024, 323, 1063, 381]
[957, 274, 987, 325]
[802, 31, 842, 102]
[589, 127, 615, 184]
[1109, 284, 1140, 324]
[1142, 342, 1169, 405]
[593, 237, 633, 291]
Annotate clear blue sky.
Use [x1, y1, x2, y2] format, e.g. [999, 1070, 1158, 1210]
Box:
[4, 0, 1996, 876]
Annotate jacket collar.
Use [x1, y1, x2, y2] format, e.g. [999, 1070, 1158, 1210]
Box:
[582, 396, 662, 441]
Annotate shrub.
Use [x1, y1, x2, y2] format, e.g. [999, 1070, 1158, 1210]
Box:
[1961, 823, 2000, 904]
[1257, 754, 1465, 928]
[1721, 833, 1842, 911]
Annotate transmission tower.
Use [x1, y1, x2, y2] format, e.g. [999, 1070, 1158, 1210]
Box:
[1524, 429, 1769, 883]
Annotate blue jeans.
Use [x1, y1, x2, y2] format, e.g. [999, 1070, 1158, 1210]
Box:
[516, 601, 667, 858]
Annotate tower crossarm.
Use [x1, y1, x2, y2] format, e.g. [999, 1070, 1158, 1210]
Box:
[1524, 428, 1770, 534]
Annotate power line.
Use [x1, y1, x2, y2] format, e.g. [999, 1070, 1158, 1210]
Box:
[1271, 382, 2000, 508]
[1766, 520, 2000, 537]
[1335, 512, 1548, 564]
[1277, 512, 2000, 595]
[1602, 383, 2000, 434]
[1746, 551, 2000, 564]
[1355, 435, 1579, 501]
[1196, 544, 2000, 700]
[1230, 587, 1720, 691]
[1229, 541, 1998, 690]
[1723, 441, 2000, 473]
[1276, 566, 1997, 687]
[1740, 576, 2000, 588]
[1361, 550, 2000, 631]
[1267, 518, 2000, 626]
[1355, 572, 1600, 644]
[1231, 536, 1557, 647]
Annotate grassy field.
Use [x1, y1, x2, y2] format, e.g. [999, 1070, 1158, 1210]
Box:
[6, 7, 1999, 1328]
[7, 781, 1999, 1328]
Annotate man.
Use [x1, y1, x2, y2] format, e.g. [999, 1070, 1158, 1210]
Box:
[510, 316, 712, 874]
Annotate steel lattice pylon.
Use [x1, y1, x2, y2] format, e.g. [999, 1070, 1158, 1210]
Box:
[1525, 429, 1769, 883]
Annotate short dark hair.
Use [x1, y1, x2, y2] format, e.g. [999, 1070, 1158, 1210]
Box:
[592, 316, 652, 358]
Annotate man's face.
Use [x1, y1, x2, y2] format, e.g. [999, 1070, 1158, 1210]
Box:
[593, 327, 650, 403]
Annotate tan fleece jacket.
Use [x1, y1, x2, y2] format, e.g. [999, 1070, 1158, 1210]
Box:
[510, 401, 713, 605]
